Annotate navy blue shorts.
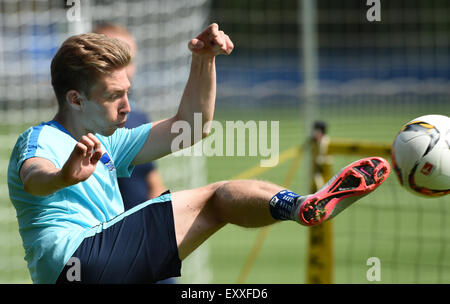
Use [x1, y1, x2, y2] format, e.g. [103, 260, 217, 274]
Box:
[56, 191, 181, 284]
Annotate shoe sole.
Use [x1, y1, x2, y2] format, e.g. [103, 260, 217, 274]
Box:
[299, 157, 391, 226]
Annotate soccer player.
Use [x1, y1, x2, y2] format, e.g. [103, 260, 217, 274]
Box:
[7, 23, 390, 283]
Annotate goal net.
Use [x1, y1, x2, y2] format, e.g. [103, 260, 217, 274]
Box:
[0, 0, 210, 283]
[207, 0, 450, 283]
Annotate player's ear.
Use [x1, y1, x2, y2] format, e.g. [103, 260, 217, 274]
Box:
[66, 90, 84, 111]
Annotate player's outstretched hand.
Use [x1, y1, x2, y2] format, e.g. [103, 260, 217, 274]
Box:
[60, 133, 103, 186]
[188, 23, 234, 57]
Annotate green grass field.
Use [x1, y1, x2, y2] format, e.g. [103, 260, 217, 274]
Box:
[1, 100, 449, 284]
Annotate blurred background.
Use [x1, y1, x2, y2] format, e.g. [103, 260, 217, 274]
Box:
[0, 0, 449, 283]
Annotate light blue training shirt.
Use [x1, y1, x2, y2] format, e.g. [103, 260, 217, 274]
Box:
[7, 120, 152, 283]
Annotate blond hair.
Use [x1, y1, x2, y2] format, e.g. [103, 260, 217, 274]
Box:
[51, 33, 131, 107]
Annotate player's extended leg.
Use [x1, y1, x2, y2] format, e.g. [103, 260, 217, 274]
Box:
[172, 156, 390, 260]
[171, 180, 282, 260]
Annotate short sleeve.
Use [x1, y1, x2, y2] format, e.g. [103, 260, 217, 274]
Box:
[101, 123, 152, 178]
[16, 125, 62, 172]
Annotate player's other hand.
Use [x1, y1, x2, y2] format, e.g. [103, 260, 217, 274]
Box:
[188, 23, 234, 57]
[60, 133, 103, 186]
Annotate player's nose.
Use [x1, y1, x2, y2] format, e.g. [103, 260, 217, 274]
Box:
[119, 94, 131, 116]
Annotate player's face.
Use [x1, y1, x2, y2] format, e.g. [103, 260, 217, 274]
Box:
[83, 68, 131, 136]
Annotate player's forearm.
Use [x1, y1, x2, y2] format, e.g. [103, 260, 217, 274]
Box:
[175, 54, 216, 142]
[22, 136, 102, 196]
[22, 164, 69, 196]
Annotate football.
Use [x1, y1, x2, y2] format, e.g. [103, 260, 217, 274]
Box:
[392, 114, 450, 197]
